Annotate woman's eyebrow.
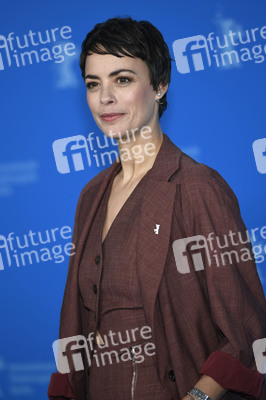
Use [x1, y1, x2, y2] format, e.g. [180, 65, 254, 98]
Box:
[84, 69, 137, 80]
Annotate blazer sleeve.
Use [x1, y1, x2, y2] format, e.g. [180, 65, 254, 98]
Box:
[47, 372, 75, 399]
[180, 166, 266, 398]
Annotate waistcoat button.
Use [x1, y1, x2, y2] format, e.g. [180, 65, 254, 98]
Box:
[93, 284, 97, 294]
[95, 255, 101, 265]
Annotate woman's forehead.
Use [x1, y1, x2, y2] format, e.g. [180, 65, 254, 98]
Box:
[84, 53, 148, 76]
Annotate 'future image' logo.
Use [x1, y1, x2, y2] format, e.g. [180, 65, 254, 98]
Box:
[252, 338, 266, 374]
[172, 35, 211, 74]
[53, 335, 90, 374]
[0, 26, 76, 72]
[53, 135, 91, 174]
[173, 26, 266, 74]
[0, 226, 75, 271]
[172, 235, 211, 274]
[252, 138, 266, 174]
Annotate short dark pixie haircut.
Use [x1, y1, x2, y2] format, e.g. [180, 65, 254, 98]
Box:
[79, 17, 172, 118]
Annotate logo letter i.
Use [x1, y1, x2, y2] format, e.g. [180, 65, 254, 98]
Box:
[0, 53, 4, 70]
[0, 34, 12, 71]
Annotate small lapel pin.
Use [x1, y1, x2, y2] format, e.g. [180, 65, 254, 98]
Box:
[154, 224, 160, 234]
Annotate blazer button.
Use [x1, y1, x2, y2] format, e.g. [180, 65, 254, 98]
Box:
[93, 284, 97, 294]
[168, 369, 176, 382]
[95, 255, 101, 265]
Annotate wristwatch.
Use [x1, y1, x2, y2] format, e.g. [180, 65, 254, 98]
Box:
[187, 387, 212, 400]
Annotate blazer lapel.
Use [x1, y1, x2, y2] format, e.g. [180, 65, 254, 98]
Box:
[137, 180, 177, 333]
[136, 134, 182, 336]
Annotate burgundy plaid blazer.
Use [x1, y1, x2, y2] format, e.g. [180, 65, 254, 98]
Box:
[50, 134, 266, 399]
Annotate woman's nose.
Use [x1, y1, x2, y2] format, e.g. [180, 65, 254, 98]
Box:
[100, 86, 115, 105]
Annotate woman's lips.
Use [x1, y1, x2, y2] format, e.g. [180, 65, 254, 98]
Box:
[100, 113, 125, 122]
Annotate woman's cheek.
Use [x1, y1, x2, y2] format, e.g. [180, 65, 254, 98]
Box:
[87, 96, 98, 115]
[134, 87, 148, 104]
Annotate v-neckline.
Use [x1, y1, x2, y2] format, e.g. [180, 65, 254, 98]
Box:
[101, 168, 148, 246]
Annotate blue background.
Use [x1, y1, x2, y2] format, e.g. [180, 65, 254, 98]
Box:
[0, 0, 265, 398]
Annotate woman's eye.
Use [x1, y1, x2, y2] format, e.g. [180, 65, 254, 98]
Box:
[117, 76, 131, 85]
[86, 82, 98, 90]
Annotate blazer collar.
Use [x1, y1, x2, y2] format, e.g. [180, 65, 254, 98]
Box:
[145, 133, 182, 181]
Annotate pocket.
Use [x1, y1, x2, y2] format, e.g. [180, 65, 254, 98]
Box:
[129, 345, 173, 400]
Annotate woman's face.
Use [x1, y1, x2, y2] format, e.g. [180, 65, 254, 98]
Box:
[84, 52, 161, 140]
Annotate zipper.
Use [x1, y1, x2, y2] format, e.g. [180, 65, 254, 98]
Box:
[130, 345, 138, 400]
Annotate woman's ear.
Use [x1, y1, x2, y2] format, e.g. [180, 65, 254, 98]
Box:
[155, 82, 169, 102]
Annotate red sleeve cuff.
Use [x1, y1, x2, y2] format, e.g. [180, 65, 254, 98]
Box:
[47, 372, 75, 399]
[200, 351, 265, 399]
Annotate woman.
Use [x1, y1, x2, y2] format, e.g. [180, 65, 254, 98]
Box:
[48, 17, 266, 400]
